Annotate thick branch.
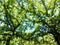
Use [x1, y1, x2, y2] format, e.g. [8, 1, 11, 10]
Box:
[51, 0, 56, 16]
[41, 0, 48, 15]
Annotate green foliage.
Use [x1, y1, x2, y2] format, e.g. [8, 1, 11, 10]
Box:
[0, 0, 60, 45]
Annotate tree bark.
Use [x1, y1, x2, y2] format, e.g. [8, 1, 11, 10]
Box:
[50, 28, 60, 45]
[6, 36, 11, 45]
[53, 33, 60, 45]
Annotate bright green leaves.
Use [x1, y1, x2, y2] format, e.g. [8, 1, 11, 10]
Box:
[33, 1, 46, 13]
[43, 34, 57, 45]
[4, 0, 15, 5]
[9, 34, 57, 45]
[0, 0, 60, 45]
[44, 0, 55, 9]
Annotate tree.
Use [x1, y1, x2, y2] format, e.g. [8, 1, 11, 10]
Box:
[0, 0, 60, 45]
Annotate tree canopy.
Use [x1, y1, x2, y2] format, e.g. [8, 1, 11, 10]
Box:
[0, 0, 60, 45]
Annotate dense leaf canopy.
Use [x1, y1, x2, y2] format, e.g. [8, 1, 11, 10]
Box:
[0, 0, 60, 45]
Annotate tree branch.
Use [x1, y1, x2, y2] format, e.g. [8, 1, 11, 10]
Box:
[51, 0, 56, 16]
[41, 0, 48, 15]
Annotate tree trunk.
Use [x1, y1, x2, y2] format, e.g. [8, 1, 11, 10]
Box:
[53, 33, 60, 45]
[50, 28, 60, 45]
[6, 37, 11, 45]
[6, 35, 13, 45]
